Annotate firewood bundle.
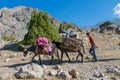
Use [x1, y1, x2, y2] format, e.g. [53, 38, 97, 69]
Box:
[60, 38, 83, 52]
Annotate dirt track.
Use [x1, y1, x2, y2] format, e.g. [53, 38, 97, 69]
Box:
[0, 33, 120, 80]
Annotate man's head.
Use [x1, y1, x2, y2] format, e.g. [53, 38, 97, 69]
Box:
[86, 32, 90, 37]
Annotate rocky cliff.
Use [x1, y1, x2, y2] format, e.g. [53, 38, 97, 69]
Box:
[0, 6, 60, 41]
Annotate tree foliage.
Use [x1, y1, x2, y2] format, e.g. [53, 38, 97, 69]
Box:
[3, 36, 16, 41]
[90, 28, 98, 32]
[19, 11, 60, 46]
[59, 22, 82, 33]
[99, 21, 114, 28]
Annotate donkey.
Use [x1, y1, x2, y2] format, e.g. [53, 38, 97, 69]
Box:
[22, 44, 59, 65]
[52, 40, 85, 63]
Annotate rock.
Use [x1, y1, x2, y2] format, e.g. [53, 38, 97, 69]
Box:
[106, 67, 120, 76]
[85, 56, 91, 59]
[95, 66, 100, 70]
[41, 64, 47, 69]
[89, 78, 96, 80]
[0, 6, 61, 40]
[49, 69, 58, 76]
[4, 58, 10, 62]
[0, 74, 11, 80]
[9, 54, 17, 58]
[0, 67, 14, 80]
[111, 77, 119, 80]
[99, 72, 105, 77]
[94, 72, 104, 78]
[54, 64, 61, 70]
[15, 63, 43, 79]
[106, 67, 116, 73]
[43, 76, 48, 80]
[115, 69, 120, 75]
[59, 71, 71, 79]
[69, 69, 77, 78]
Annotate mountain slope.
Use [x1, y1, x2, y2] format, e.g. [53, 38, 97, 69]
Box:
[0, 6, 60, 41]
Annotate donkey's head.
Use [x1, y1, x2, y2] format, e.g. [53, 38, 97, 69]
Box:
[22, 45, 33, 57]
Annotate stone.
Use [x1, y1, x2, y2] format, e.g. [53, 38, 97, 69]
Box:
[4, 58, 10, 62]
[69, 69, 77, 78]
[111, 77, 119, 80]
[9, 54, 17, 58]
[49, 69, 58, 76]
[59, 71, 71, 78]
[41, 64, 47, 69]
[15, 63, 43, 79]
[54, 64, 61, 70]
[99, 72, 105, 77]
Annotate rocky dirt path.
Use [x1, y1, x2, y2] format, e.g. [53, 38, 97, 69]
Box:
[0, 33, 120, 80]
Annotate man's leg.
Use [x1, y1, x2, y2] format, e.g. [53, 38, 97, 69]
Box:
[92, 45, 97, 61]
[89, 47, 93, 56]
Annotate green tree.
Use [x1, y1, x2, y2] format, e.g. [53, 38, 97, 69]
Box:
[59, 22, 82, 33]
[19, 11, 60, 46]
[99, 21, 114, 28]
[90, 28, 98, 32]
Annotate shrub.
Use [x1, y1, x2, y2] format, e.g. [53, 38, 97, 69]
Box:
[19, 11, 60, 48]
[3, 36, 16, 41]
[99, 21, 114, 28]
[90, 28, 98, 32]
[59, 22, 82, 33]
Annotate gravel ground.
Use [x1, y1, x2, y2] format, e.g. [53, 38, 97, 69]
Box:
[0, 33, 120, 80]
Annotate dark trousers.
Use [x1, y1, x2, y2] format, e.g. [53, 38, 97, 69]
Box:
[89, 45, 97, 60]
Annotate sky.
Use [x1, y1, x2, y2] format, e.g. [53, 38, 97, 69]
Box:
[0, 0, 120, 27]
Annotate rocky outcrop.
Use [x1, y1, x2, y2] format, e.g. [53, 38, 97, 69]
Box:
[0, 6, 60, 41]
[115, 25, 120, 34]
[0, 6, 39, 40]
[99, 24, 120, 34]
[15, 63, 44, 79]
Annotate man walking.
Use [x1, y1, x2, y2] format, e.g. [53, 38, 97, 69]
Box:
[86, 32, 98, 62]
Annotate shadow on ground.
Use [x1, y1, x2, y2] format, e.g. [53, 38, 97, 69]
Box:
[0, 42, 19, 52]
[2, 59, 60, 68]
[2, 58, 120, 68]
[82, 58, 120, 63]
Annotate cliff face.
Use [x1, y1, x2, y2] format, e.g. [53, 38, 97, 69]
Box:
[0, 6, 60, 41]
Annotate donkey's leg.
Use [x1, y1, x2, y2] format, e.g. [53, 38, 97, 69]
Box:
[49, 54, 54, 65]
[64, 51, 71, 62]
[56, 49, 61, 64]
[60, 51, 64, 64]
[78, 51, 83, 63]
[38, 54, 42, 65]
[76, 51, 83, 63]
[76, 53, 80, 61]
[32, 54, 37, 61]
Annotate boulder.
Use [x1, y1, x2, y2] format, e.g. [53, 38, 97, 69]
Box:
[15, 63, 43, 79]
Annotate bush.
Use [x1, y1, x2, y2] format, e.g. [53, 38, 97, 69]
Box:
[90, 28, 98, 32]
[19, 11, 60, 47]
[3, 36, 16, 41]
[59, 22, 82, 33]
[99, 21, 114, 28]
